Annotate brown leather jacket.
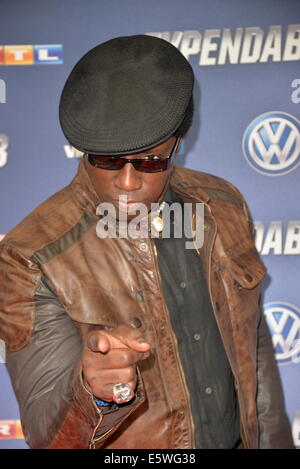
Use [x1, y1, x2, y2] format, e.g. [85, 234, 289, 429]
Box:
[0, 158, 293, 449]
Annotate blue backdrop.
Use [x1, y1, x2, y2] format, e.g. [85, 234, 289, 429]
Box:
[0, 0, 299, 448]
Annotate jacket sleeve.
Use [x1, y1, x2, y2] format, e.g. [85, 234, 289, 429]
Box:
[0, 243, 145, 449]
[256, 307, 294, 448]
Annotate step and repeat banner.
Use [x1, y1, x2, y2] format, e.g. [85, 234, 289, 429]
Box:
[0, 0, 299, 449]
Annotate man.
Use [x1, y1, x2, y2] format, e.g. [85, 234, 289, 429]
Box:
[0, 35, 294, 449]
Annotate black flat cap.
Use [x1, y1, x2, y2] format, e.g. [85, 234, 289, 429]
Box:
[59, 35, 194, 155]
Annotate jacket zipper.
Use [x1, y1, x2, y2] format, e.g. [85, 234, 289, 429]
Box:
[89, 402, 143, 449]
[81, 381, 104, 449]
[152, 239, 196, 449]
[88, 404, 104, 449]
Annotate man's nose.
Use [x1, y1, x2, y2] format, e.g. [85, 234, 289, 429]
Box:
[114, 162, 142, 191]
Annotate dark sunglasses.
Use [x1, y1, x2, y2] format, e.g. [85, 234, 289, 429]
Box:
[87, 137, 180, 173]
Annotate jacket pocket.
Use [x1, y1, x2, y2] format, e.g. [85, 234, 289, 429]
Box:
[223, 247, 267, 290]
[218, 247, 267, 332]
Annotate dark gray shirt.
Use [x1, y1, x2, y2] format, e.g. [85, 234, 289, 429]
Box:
[154, 187, 240, 449]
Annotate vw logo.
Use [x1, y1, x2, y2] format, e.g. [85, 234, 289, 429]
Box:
[242, 112, 300, 176]
[264, 302, 300, 365]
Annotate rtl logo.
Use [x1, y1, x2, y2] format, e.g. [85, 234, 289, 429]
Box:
[0, 421, 24, 439]
[0, 45, 63, 65]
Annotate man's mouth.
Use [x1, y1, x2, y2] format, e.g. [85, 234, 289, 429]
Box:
[113, 198, 145, 210]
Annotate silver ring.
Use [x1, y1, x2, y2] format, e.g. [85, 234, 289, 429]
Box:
[113, 382, 133, 404]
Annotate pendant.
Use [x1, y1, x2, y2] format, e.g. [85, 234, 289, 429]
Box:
[151, 214, 164, 233]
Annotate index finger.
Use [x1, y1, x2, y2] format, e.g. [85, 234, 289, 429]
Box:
[87, 328, 151, 354]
